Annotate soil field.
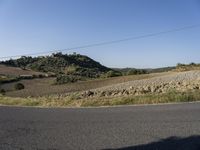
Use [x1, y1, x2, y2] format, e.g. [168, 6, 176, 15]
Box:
[1, 72, 169, 97]
[0, 65, 45, 76]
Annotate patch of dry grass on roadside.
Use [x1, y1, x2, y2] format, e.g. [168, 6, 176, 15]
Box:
[79, 90, 200, 107]
[0, 90, 200, 107]
[0, 95, 76, 107]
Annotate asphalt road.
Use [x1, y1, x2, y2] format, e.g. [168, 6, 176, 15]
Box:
[0, 103, 200, 150]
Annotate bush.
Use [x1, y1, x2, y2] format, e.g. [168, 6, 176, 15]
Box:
[189, 62, 196, 66]
[127, 69, 147, 75]
[105, 71, 122, 78]
[56, 75, 81, 84]
[127, 69, 138, 75]
[176, 63, 185, 67]
[0, 89, 6, 95]
[14, 83, 25, 90]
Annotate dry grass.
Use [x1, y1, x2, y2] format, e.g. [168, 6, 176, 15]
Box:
[79, 90, 200, 107]
[0, 95, 75, 107]
[0, 90, 200, 107]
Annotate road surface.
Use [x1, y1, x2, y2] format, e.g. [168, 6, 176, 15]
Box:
[0, 103, 200, 150]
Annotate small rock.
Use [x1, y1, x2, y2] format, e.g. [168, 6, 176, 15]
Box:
[99, 91, 106, 97]
[106, 91, 112, 96]
[123, 90, 129, 95]
[150, 86, 156, 93]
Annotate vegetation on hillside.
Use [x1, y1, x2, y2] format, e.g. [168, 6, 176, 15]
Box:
[0, 53, 111, 77]
[1, 52, 177, 86]
[102, 70, 123, 78]
[147, 66, 175, 73]
[117, 63, 200, 74]
[176, 62, 200, 71]
[0, 53, 122, 84]
[113, 68, 148, 75]
[56, 75, 82, 84]
[115, 66, 176, 75]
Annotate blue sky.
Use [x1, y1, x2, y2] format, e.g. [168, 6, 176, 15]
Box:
[0, 0, 200, 68]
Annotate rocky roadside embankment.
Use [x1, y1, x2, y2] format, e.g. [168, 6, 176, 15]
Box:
[81, 71, 200, 98]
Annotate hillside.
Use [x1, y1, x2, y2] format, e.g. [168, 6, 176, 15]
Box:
[0, 64, 48, 84]
[147, 66, 175, 73]
[176, 63, 200, 72]
[113, 68, 148, 75]
[0, 53, 111, 78]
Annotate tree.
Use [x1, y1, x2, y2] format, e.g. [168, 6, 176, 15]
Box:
[52, 52, 63, 57]
[106, 71, 122, 78]
[127, 69, 137, 75]
[189, 62, 196, 66]
[16, 56, 33, 69]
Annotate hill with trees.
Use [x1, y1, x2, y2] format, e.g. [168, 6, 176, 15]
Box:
[0, 53, 117, 83]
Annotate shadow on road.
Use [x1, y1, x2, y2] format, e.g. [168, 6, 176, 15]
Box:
[103, 135, 200, 150]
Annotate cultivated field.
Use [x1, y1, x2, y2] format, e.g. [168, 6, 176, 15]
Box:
[0, 65, 45, 76]
[1, 63, 200, 107]
[1, 72, 169, 97]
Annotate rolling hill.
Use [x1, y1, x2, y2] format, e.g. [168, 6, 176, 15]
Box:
[0, 53, 112, 78]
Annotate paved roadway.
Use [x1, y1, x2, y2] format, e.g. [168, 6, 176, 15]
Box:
[0, 103, 200, 150]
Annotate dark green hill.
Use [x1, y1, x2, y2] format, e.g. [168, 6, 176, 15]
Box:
[0, 53, 111, 78]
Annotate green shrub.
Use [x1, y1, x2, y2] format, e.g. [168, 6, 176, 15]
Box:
[0, 89, 6, 95]
[105, 71, 122, 78]
[127, 69, 147, 75]
[56, 75, 81, 84]
[189, 62, 196, 66]
[14, 83, 25, 90]
[176, 63, 186, 67]
[127, 69, 138, 75]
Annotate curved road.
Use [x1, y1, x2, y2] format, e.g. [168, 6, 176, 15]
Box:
[0, 103, 200, 150]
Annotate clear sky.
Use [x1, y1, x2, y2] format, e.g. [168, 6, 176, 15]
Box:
[0, 0, 200, 68]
